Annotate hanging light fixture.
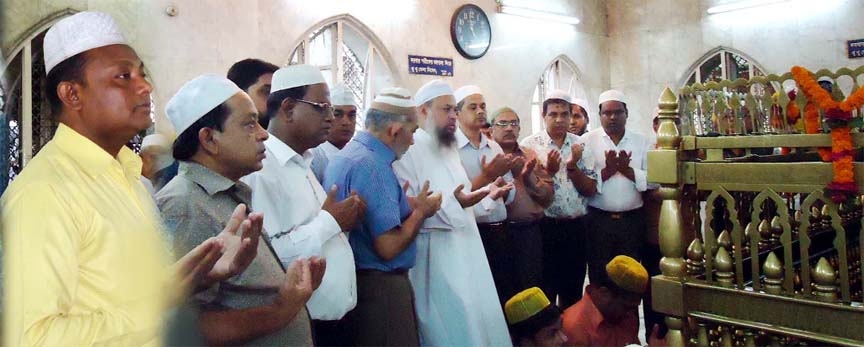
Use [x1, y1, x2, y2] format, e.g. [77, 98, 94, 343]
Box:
[706, 0, 791, 14]
[497, 2, 580, 25]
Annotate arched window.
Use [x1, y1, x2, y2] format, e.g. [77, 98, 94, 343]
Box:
[682, 47, 767, 87]
[531, 56, 586, 135]
[679, 47, 772, 136]
[1, 11, 151, 192]
[289, 16, 398, 131]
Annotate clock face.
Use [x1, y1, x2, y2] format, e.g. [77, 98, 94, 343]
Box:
[451, 4, 491, 60]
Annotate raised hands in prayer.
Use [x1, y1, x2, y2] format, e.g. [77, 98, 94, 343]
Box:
[406, 180, 443, 218]
[601, 149, 634, 182]
[171, 203, 263, 299]
[322, 184, 368, 231]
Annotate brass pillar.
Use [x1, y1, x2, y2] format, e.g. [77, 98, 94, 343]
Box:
[651, 87, 686, 347]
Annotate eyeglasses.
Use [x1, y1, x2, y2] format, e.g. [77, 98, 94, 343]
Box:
[493, 120, 521, 128]
[295, 99, 333, 115]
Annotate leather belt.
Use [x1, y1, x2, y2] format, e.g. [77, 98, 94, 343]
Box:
[478, 221, 507, 232]
[588, 206, 641, 220]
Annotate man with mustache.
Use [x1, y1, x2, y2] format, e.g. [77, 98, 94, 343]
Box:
[393, 79, 512, 347]
[453, 85, 517, 304]
[326, 87, 442, 346]
[241, 64, 366, 346]
[490, 107, 555, 297]
[581, 90, 652, 281]
[1, 12, 261, 346]
[157, 74, 324, 345]
[520, 90, 597, 309]
[311, 83, 357, 183]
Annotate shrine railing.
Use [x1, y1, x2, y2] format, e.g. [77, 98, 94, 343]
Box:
[649, 66, 864, 347]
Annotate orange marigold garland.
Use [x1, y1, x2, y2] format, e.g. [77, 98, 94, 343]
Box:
[791, 66, 864, 203]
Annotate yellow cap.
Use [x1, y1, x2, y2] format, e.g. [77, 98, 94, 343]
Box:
[606, 255, 649, 295]
[504, 287, 551, 325]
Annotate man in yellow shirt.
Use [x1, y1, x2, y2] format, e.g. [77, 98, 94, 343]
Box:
[1, 11, 261, 346]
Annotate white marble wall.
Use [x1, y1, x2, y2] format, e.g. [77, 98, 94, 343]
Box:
[607, 0, 864, 135]
[2, 0, 610, 137]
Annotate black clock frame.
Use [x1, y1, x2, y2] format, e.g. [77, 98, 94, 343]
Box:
[450, 4, 491, 60]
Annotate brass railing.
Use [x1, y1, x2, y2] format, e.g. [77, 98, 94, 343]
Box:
[649, 67, 864, 347]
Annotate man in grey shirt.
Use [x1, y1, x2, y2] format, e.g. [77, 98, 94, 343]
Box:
[157, 74, 323, 346]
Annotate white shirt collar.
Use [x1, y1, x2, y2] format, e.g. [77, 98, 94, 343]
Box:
[264, 135, 313, 168]
[455, 126, 489, 150]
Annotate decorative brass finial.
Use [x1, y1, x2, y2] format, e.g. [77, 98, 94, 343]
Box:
[715, 247, 734, 288]
[762, 252, 783, 295]
[686, 238, 705, 276]
[813, 257, 838, 302]
[758, 219, 771, 238]
[717, 230, 731, 250]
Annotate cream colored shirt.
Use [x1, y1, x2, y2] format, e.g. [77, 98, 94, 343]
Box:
[2, 124, 171, 346]
[241, 135, 356, 321]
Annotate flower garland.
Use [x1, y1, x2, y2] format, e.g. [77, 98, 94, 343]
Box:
[791, 66, 864, 203]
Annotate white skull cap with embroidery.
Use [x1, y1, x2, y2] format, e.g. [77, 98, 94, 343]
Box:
[44, 11, 129, 75]
[599, 89, 627, 105]
[545, 89, 572, 103]
[330, 83, 357, 107]
[414, 79, 454, 105]
[371, 87, 415, 116]
[454, 85, 484, 103]
[572, 98, 589, 112]
[141, 134, 170, 149]
[817, 76, 833, 83]
[271, 64, 326, 94]
[166, 74, 243, 136]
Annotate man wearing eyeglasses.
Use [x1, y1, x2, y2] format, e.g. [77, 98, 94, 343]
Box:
[580, 90, 652, 282]
[489, 107, 555, 299]
[310, 83, 357, 183]
[452, 85, 516, 305]
[241, 64, 367, 346]
[520, 90, 597, 309]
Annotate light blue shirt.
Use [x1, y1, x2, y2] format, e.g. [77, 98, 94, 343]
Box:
[324, 131, 415, 271]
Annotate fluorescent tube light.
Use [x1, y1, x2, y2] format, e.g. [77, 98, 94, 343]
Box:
[498, 5, 580, 25]
[707, 0, 790, 14]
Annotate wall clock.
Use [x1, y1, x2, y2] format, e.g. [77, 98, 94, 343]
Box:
[450, 4, 491, 60]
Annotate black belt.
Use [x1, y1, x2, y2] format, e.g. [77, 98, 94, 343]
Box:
[588, 206, 642, 220]
[507, 219, 539, 228]
[478, 221, 507, 232]
[357, 268, 409, 276]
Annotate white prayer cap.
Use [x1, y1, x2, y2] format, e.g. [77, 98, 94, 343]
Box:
[141, 134, 170, 149]
[166, 74, 243, 136]
[784, 84, 797, 94]
[271, 64, 325, 94]
[454, 85, 484, 104]
[545, 89, 572, 103]
[370, 87, 415, 116]
[331, 83, 356, 107]
[599, 89, 627, 105]
[44, 11, 128, 75]
[572, 98, 589, 112]
[414, 79, 454, 105]
[817, 76, 833, 83]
